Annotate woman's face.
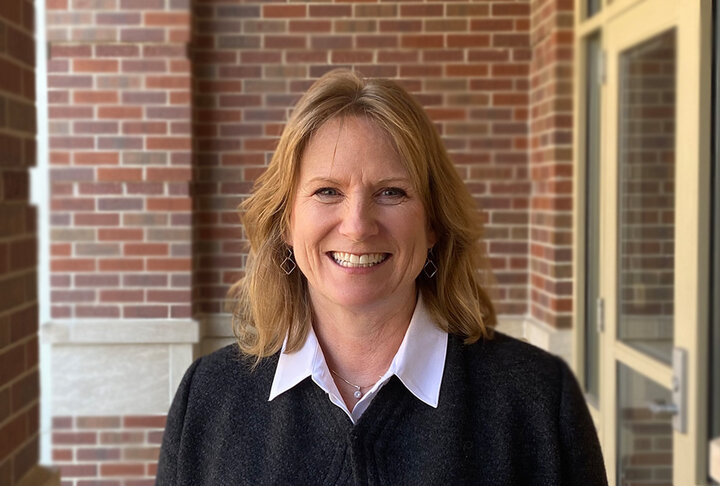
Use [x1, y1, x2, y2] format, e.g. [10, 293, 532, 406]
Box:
[287, 116, 435, 314]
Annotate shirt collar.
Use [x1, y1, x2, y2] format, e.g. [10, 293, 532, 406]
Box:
[268, 295, 448, 411]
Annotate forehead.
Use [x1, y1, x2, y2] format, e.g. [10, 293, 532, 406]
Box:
[298, 116, 408, 180]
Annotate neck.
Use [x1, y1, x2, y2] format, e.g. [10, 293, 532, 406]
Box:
[310, 290, 417, 408]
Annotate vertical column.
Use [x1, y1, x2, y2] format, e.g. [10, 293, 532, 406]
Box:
[528, 0, 575, 340]
[0, 1, 50, 485]
[44, 0, 195, 484]
[46, 0, 192, 322]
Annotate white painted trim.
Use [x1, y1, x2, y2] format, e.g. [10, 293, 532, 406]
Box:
[711, 437, 720, 483]
[42, 319, 200, 344]
[33, 0, 52, 465]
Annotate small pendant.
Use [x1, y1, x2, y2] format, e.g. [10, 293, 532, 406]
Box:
[353, 389, 362, 399]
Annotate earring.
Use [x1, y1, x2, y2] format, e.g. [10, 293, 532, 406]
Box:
[280, 248, 296, 275]
[423, 249, 437, 278]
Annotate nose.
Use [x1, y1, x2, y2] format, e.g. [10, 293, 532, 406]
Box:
[338, 196, 378, 242]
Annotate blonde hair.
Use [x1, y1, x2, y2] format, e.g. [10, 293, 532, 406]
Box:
[229, 69, 496, 358]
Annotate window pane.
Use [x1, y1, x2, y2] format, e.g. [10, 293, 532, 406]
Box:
[617, 362, 674, 485]
[584, 33, 602, 402]
[587, 0, 601, 18]
[617, 29, 676, 365]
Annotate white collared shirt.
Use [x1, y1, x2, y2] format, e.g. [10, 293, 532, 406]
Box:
[268, 295, 449, 423]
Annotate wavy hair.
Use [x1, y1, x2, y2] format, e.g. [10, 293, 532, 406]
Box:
[228, 69, 496, 358]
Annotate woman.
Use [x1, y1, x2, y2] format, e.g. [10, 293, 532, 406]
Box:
[157, 70, 607, 485]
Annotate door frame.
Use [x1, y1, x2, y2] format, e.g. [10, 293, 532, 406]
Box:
[573, 0, 712, 484]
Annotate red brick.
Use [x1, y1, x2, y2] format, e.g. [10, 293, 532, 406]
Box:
[123, 416, 166, 428]
[147, 259, 191, 271]
[51, 259, 95, 272]
[146, 137, 191, 150]
[74, 152, 119, 165]
[76, 447, 121, 461]
[146, 76, 190, 90]
[52, 432, 97, 445]
[146, 198, 191, 211]
[147, 290, 190, 303]
[447, 34, 490, 48]
[263, 5, 306, 18]
[95, 44, 140, 57]
[446, 64, 489, 77]
[122, 122, 167, 135]
[73, 90, 118, 104]
[97, 168, 143, 182]
[100, 290, 144, 303]
[144, 12, 190, 26]
[99, 259, 143, 271]
[99, 431, 144, 445]
[146, 168, 191, 182]
[124, 244, 168, 256]
[400, 4, 442, 16]
[98, 228, 143, 241]
[289, 20, 331, 33]
[74, 213, 119, 226]
[308, 5, 350, 17]
[98, 106, 142, 119]
[59, 464, 97, 477]
[73, 59, 118, 73]
[401, 35, 443, 48]
[47, 0, 68, 8]
[493, 3, 530, 16]
[100, 463, 145, 477]
[52, 449, 73, 461]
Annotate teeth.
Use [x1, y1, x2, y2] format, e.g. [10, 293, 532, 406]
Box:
[331, 252, 387, 268]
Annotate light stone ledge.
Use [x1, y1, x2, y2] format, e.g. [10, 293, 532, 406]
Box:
[42, 319, 200, 415]
[198, 313, 235, 355]
[43, 319, 199, 344]
[196, 313, 572, 361]
[496, 314, 573, 365]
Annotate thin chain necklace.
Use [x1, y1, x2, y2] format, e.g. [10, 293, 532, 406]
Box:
[329, 368, 378, 400]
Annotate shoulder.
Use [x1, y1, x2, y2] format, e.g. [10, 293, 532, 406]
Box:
[179, 344, 279, 406]
[457, 331, 565, 371]
[448, 331, 572, 400]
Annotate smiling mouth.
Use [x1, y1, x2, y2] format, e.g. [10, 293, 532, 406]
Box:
[330, 252, 389, 268]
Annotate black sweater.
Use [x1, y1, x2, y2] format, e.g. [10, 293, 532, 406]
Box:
[156, 332, 608, 485]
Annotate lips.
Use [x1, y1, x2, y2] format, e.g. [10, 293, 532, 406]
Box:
[330, 252, 389, 268]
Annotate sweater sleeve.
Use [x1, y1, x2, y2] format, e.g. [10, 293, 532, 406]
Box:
[155, 357, 202, 486]
[557, 357, 609, 486]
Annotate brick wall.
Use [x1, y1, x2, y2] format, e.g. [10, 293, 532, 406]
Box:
[39, 0, 589, 483]
[52, 415, 164, 486]
[192, 0, 533, 317]
[46, 0, 192, 321]
[528, 0, 574, 328]
[0, 1, 38, 485]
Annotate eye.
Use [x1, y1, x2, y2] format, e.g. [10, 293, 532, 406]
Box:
[377, 187, 408, 203]
[313, 187, 342, 200]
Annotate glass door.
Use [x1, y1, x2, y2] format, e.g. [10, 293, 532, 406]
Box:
[600, 0, 711, 484]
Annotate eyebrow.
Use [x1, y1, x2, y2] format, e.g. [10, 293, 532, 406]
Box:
[304, 176, 412, 186]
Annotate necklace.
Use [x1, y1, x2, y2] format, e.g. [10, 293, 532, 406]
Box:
[329, 369, 376, 399]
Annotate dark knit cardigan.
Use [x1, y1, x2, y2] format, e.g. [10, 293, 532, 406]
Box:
[156, 332, 608, 485]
